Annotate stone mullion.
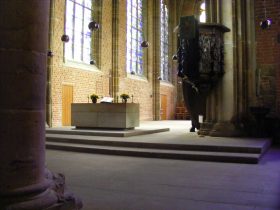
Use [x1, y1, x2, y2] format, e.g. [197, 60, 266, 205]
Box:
[152, 0, 161, 120]
[170, 1, 176, 85]
[147, 0, 153, 88]
[141, 0, 148, 79]
[167, 0, 174, 85]
[92, 0, 102, 68]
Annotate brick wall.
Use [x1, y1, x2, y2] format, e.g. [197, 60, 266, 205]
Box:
[255, 0, 280, 116]
[49, 0, 111, 126]
[49, 0, 176, 126]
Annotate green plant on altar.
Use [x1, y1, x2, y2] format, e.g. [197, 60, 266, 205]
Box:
[90, 93, 99, 103]
[90, 93, 99, 100]
[120, 93, 130, 103]
[120, 93, 130, 100]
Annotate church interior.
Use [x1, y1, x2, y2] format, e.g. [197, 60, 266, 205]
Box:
[0, 0, 280, 209]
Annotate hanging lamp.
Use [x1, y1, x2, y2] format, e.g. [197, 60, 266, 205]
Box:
[260, 0, 272, 29]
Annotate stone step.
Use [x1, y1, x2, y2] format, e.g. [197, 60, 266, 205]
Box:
[46, 141, 261, 164]
[46, 127, 170, 137]
[46, 134, 267, 154]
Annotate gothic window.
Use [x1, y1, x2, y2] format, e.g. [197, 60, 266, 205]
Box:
[65, 0, 92, 63]
[199, 1, 206, 23]
[160, 0, 169, 81]
[126, 0, 144, 75]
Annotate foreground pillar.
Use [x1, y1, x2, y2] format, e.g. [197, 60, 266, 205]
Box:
[0, 1, 81, 209]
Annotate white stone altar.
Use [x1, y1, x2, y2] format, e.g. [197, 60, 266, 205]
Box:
[71, 103, 140, 129]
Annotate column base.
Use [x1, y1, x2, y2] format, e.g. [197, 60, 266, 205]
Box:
[0, 170, 82, 210]
[197, 121, 214, 136]
[0, 182, 58, 210]
[209, 121, 243, 137]
[44, 169, 83, 210]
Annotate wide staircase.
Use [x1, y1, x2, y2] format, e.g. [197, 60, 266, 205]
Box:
[46, 121, 271, 164]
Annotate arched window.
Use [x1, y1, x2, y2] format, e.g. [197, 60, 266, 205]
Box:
[65, 0, 92, 63]
[199, 1, 206, 23]
[126, 0, 144, 75]
[160, 0, 170, 81]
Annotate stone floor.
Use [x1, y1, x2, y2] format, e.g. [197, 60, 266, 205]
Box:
[46, 121, 280, 210]
[46, 148, 280, 210]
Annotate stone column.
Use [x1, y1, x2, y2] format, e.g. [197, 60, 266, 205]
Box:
[198, 0, 220, 136]
[205, 0, 213, 22]
[46, 0, 55, 128]
[112, 0, 120, 101]
[209, 0, 243, 136]
[0, 1, 81, 209]
[246, 0, 257, 106]
[198, 91, 216, 135]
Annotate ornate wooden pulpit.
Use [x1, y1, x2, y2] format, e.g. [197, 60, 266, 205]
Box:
[177, 16, 230, 132]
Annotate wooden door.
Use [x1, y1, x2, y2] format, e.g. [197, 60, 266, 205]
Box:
[62, 85, 73, 126]
[160, 94, 167, 120]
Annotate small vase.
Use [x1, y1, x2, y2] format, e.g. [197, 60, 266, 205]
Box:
[91, 98, 97, 103]
[122, 99, 127, 103]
